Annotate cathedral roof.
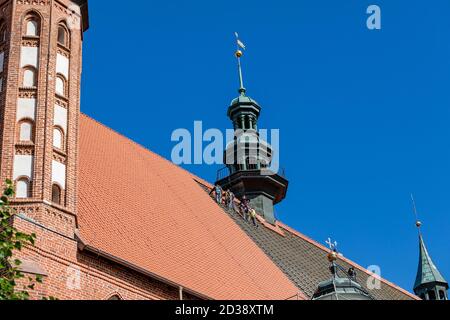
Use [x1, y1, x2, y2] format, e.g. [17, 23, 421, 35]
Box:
[76, 113, 419, 300]
[414, 235, 448, 290]
[77, 114, 302, 300]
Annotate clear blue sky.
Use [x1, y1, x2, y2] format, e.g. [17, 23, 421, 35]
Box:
[81, 0, 450, 293]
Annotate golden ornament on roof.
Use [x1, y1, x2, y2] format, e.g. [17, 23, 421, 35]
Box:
[327, 251, 338, 262]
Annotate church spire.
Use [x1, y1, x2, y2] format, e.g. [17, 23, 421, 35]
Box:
[410, 197, 448, 300]
[215, 34, 289, 224]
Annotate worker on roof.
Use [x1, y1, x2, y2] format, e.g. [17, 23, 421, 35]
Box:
[210, 184, 223, 205]
[240, 196, 250, 220]
[226, 190, 235, 211]
[249, 208, 258, 227]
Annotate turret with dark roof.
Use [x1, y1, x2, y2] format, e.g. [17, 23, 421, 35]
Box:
[216, 35, 288, 224]
[414, 232, 448, 300]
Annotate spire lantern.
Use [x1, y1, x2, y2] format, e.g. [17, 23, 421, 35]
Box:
[215, 34, 289, 224]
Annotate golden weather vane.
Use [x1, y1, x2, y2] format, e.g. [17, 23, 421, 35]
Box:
[234, 32, 247, 94]
[326, 237, 339, 262]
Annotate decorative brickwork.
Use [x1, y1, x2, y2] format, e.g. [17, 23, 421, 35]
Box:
[0, 0, 81, 217]
[1, 0, 198, 300]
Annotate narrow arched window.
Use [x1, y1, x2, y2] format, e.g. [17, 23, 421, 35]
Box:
[57, 24, 69, 47]
[428, 290, 437, 300]
[439, 290, 446, 301]
[52, 184, 62, 205]
[0, 27, 5, 43]
[108, 295, 122, 300]
[246, 157, 258, 170]
[53, 127, 64, 150]
[16, 178, 30, 198]
[260, 159, 269, 169]
[247, 116, 253, 130]
[55, 74, 66, 96]
[23, 67, 37, 87]
[0, 21, 7, 43]
[26, 19, 39, 37]
[19, 121, 33, 142]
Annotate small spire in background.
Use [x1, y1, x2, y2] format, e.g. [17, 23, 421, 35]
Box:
[234, 32, 247, 95]
[410, 197, 449, 300]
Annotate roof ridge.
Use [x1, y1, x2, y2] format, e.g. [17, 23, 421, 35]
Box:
[277, 222, 420, 300]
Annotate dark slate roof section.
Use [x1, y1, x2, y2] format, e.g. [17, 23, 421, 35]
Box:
[198, 183, 419, 300]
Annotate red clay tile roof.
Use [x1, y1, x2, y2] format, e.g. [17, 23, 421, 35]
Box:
[77, 114, 303, 300]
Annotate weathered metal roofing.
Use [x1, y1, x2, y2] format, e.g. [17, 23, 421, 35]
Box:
[414, 235, 448, 290]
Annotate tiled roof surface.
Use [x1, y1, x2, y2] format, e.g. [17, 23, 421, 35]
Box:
[200, 184, 419, 301]
[77, 114, 302, 300]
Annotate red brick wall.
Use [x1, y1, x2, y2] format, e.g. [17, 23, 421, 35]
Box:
[1, 1, 198, 300]
[13, 216, 196, 300]
[0, 0, 15, 187]
[0, 0, 79, 232]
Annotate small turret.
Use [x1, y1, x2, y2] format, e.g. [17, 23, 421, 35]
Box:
[413, 223, 448, 300]
[312, 238, 374, 300]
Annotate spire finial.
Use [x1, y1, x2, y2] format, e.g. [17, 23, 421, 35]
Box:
[325, 237, 339, 264]
[234, 32, 246, 95]
[411, 194, 423, 234]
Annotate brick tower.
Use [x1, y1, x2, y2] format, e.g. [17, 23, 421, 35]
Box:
[0, 0, 88, 237]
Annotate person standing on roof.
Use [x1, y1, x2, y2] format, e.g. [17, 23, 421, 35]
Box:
[227, 190, 235, 211]
[249, 208, 258, 227]
[224, 189, 229, 206]
[210, 184, 223, 205]
[240, 195, 250, 220]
